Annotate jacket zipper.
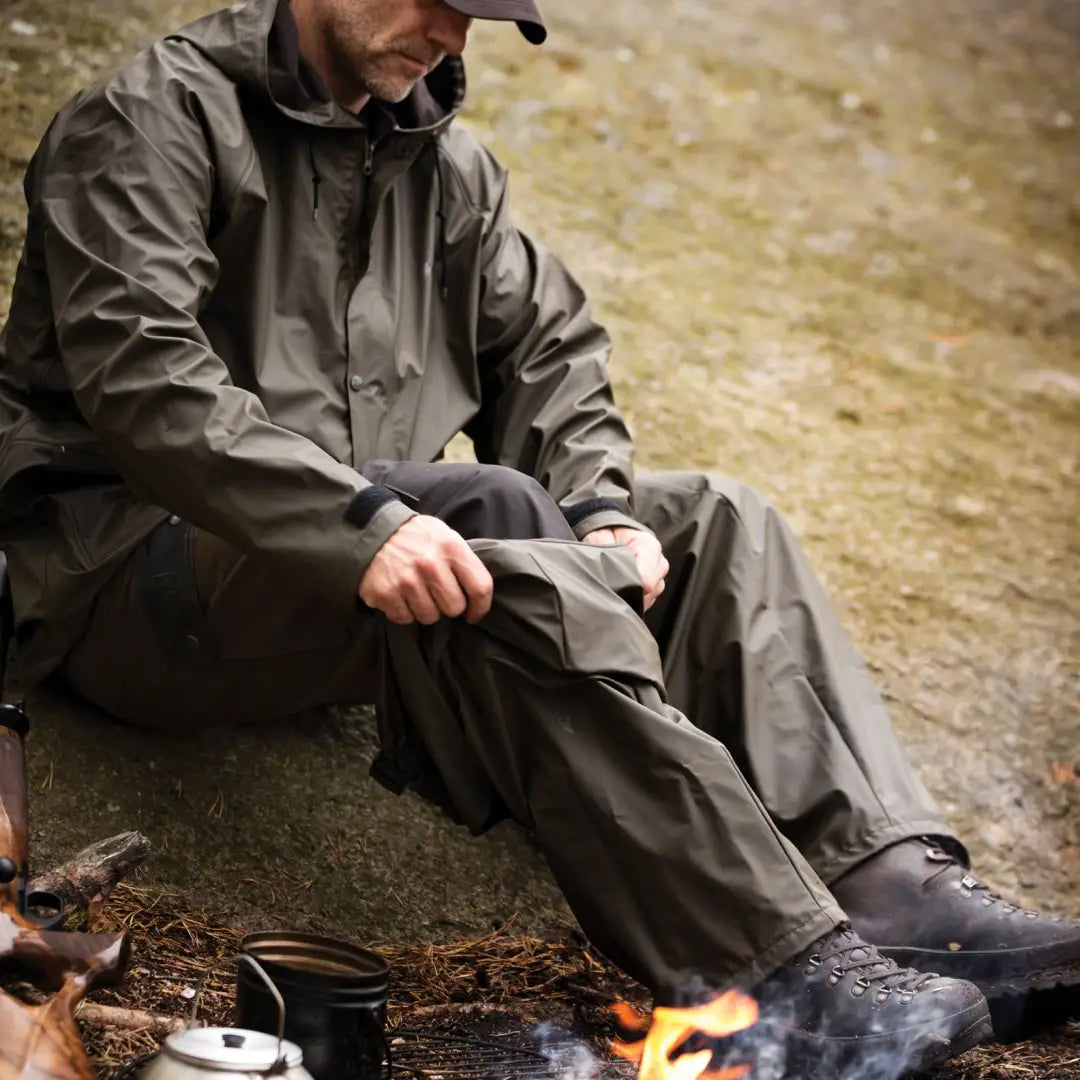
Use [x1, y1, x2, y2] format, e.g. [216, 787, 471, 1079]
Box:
[346, 132, 388, 372]
[345, 134, 376, 371]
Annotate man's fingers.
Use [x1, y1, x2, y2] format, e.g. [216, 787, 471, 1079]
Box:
[582, 528, 617, 547]
[400, 573, 442, 625]
[365, 587, 413, 625]
[646, 554, 670, 594]
[448, 542, 494, 623]
[425, 558, 469, 619]
[643, 576, 665, 612]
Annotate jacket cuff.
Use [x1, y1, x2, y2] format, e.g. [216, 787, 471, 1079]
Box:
[345, 484, 402, 528]
[563, 497, 622, 528]
[569, 509, 648, 541]
[339, 494, 418, 597]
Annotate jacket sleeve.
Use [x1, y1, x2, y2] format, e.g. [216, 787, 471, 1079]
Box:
[38, 82, 414, 608]
[459, 143, 645, 538]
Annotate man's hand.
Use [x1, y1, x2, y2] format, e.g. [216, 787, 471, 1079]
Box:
[358, 515, 493, 626]
[582, 527, 669, 611]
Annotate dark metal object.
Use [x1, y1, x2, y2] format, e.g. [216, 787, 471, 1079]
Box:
[387, 1030, 557, 1080]
[237, 932, 391, 1080]
[0, 565, 64, 932]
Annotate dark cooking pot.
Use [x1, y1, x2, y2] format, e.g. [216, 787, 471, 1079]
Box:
[236, 931, 390, 1080]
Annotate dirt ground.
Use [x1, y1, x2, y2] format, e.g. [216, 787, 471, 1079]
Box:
[0, 0, 1078, 1066]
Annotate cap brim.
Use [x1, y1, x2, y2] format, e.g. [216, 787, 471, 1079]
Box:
[445, 0, 547, 44]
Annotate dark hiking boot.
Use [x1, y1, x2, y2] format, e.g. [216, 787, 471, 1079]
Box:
[724, 925, 991, 1079]
[831, 837, 1080, 1040]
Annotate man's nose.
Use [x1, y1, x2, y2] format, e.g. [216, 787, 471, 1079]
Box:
[428, 3, 472, 56]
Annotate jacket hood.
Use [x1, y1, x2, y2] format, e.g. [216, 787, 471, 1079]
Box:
[169, 0, 465, 133]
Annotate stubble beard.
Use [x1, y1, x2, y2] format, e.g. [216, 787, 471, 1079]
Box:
[325, 11, 437, 103]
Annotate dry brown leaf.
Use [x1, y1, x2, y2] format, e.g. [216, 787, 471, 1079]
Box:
[1050, 761, 1079, 785]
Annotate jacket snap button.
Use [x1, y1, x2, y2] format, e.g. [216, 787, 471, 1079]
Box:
[349, 374, 364, 391]
[168, 515, 181, 525]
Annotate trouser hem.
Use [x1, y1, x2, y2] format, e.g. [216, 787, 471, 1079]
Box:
[812, 819, 967, 885]
[716, 905, 846, 994]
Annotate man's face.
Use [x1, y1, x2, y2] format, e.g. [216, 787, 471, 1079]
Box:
[319, 0, 473, 102]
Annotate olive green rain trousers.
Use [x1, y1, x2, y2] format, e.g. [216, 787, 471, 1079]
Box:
[62, 463, 955, 996]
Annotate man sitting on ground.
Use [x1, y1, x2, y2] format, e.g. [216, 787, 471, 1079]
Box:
[0, 0, 1076, 1074]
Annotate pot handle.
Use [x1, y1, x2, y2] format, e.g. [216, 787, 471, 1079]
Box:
[360, 1010, 394, 1080]
[236, 953, 289, 1074]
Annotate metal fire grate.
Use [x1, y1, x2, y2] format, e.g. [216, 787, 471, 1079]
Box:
[389, 1028, 634, 1080]
[389, 1029, 555, 1080]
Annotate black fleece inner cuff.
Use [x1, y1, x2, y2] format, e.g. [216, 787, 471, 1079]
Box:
[344, 485, 402, 529]
[563, 497, 623, 529]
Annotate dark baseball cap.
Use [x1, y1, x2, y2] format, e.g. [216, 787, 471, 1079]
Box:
[444, 0, 547, 44]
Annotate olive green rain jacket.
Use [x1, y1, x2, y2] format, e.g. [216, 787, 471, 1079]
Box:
[0, 0, 641, 680]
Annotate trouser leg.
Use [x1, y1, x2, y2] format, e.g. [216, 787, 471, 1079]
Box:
[632, 471, 958, 882]
[377, 536, 843, 995]
[63, 461, 847, 991]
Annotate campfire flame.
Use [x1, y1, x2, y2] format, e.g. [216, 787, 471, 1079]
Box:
[610, 991, 759, 1080]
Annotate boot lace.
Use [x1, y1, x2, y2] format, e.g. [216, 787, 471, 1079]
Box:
[920, 839, 1051, 921]
[808, 926, 937, 993]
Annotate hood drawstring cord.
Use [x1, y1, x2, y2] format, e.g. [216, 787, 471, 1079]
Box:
[430, 143, 450, 301]
[308, 140, 322, 220]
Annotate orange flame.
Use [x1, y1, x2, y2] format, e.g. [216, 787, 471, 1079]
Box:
[610, 991, 759, 1080]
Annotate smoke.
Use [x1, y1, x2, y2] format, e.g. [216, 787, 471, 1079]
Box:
[533, 1022, 601, 1080]
[529, 966, 982, 1080]
[704, 977, 982, 1080]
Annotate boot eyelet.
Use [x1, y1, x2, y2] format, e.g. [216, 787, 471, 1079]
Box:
[875, 988, 892, 1003]
[851, 977, 871, 998]
[807, 954, 822, 967]
[827, 966, 843, 987]
[898, 992, 914, 1004]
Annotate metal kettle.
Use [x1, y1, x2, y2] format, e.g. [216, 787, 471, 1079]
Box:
[139, 1027, 314, 1080]
[139, 957, 314, 1080]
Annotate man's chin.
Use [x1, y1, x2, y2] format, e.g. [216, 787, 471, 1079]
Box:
[364, 74, 420, 104]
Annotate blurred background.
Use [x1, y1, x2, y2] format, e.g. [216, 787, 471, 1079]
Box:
[0, 0, 1077, 939]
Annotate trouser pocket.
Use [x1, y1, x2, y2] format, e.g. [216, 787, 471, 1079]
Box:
[134, 518, 219, 665]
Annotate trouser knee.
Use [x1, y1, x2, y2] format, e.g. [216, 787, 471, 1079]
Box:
[452, 464, 576, 542]
[359, 460, 576, 542]
[635, 470, 781, 553]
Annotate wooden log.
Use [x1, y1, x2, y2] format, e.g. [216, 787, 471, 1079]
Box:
[76, 1003, 187, 1037]
[29, 832, 151, 915]
[6, 985, 190, 1037]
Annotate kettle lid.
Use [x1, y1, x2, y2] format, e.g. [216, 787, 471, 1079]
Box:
[163, 1028, 304, 1071]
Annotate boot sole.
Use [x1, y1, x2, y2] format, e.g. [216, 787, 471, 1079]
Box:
[757, 999, 992, 1079]
[880, 944, 1080, 1042]
[985, 985, 1080, 1043]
